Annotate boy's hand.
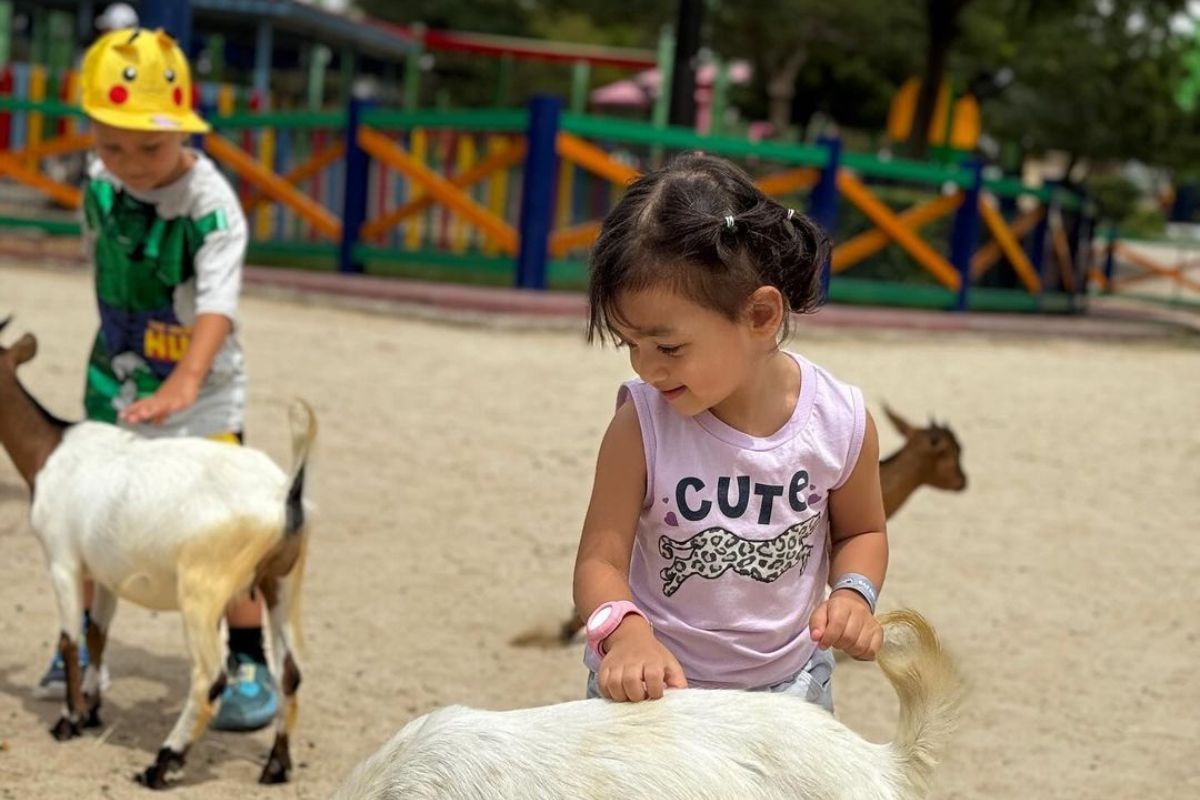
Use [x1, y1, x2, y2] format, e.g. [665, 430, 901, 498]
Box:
[597, 616, 688, 702]
[119, 370, 201, 426]
[809, 590, 883, 661]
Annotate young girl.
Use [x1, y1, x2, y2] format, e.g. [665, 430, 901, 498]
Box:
[573, 154, 888, 709]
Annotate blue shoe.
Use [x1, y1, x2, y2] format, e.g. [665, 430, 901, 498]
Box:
[212, 654, 278, 732]
[34, 624, 110, 700]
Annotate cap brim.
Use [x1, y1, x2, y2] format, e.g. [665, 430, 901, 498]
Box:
[86, 107, 210, 134]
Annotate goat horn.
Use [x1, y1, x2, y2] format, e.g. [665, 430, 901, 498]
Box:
[0, 315, 10, 334]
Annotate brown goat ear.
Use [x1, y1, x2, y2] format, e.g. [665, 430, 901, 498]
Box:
[882, 404, 915, 438]
[9, 334, 38, 366]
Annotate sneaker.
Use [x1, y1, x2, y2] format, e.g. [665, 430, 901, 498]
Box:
[33, 648, 111, 700]
[211, 654, 278, 732]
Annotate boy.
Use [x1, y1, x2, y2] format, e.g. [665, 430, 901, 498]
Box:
[34, 27, 276, 733]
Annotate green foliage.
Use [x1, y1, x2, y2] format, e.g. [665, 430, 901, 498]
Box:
[1120, 207, 1168, 238]
[1086, 174, 1142, 224]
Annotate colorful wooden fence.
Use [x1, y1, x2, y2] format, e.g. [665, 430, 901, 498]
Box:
[0, 85, 1098, 312]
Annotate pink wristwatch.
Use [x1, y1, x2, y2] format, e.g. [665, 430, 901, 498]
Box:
[585, 600, 649, 662]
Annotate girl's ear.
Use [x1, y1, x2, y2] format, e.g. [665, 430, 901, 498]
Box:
[745, 286, 785, 339]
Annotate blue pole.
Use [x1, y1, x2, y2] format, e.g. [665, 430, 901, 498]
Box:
[808, 137, 842, 301]
[139, 0, 193, 53]
[1077, 205, 1095, 300]
[515, 95, 562, 290]
[253, 19, 273, 104]
[338, 96, 373, 274]
[1028, 200, 1050, 279]
[949, 160, 984, 312]
[1103, 224, 1117, 293]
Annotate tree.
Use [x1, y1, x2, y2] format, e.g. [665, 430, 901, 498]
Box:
[960, 0, 1193, 180]
[906, 0, 976, 158]
[708, 0, 918, 138]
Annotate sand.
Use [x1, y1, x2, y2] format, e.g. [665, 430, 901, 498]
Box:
[1, 262, 1198, 799]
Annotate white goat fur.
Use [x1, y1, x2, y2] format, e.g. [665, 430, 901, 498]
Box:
[29, 401, 315, 785]
[333, 610, 960, 800]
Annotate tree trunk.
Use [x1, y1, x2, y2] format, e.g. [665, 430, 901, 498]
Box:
[766, 49, 808, 139]
[906, 0, 972, 159]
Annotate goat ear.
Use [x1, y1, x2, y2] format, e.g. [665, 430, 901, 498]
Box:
[882, 404, 915, 438]
[9, 333, 38, 366]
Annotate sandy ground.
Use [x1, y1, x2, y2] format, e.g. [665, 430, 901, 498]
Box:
[1, 262, 1198, 799]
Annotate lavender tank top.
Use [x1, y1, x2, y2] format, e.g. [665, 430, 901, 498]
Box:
[615, 352, 865, 689]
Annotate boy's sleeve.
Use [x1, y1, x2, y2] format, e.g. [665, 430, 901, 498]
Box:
[191, 172, 248, 321]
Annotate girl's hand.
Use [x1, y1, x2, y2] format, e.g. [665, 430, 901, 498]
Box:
[119, 370, 201, 426]
[597, 616, 688, 702]
[809, 590, 883, 661]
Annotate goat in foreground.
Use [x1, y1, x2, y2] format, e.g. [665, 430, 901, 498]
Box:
[333, 610, 960, 800]
[0, 320, 315, 789]
[512, 405, 968, 649]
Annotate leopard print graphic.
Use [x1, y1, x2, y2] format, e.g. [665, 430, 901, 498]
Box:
[657, 514, 821, 597]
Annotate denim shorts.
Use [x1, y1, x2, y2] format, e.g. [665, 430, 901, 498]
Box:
[586, 646, 836, 713]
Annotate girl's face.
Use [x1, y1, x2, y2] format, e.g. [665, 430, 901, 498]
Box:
[93, 122, 189, 193]
[611, 286, 781, 417]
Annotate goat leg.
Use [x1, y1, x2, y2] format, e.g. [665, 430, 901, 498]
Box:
[50, 632, 85, 741]
[83, 585, 116, 729]
[258, 575, 304, 785]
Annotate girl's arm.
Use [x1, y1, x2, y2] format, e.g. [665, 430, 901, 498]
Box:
[810, 411, 889, 659]
[573, 401, 687, 701]
[119, 313, 231, 426]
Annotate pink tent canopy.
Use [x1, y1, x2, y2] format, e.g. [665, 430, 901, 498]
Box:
[590, 61, 752, 109]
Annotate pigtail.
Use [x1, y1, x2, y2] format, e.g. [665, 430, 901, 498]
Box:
[776, 207, 829, 315]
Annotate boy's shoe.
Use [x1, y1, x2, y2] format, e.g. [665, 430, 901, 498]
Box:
[33, 649, 111, 700]
[212, 654, 278, 732]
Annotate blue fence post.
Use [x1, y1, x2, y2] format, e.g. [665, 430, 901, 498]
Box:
[1028, 198, 1050, 281]
[1076, 201, 1095, 301]
[1065, 192, 1087, 302]
[1103, 224, 1117, 293]
[808, 136, 841, 301]
[949, 160, 984, 312]
[515, 95, 562, 290]
[339, 95, 374, 275]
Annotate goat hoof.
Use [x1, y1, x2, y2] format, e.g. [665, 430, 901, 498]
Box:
[135, 765, 170, 790]
[83, 706, 103, 729]
[50, 716, 82, 741]
[258, 756, 291, 785]
[135, 748, 185, 790]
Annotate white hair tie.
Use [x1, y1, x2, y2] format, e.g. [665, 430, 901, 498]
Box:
[724, 214, 735, 230]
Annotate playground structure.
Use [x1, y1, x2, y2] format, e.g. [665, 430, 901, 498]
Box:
[2, 0, 1190, 313]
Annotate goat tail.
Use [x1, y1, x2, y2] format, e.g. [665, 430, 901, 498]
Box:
[877, 609, 962, 798]
[284, 399, 317, 537]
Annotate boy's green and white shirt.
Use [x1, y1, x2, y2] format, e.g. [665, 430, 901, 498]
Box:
[82, 149, 247, 438]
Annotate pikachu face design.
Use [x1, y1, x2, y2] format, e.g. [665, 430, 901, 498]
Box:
[81, 28, 210, 133]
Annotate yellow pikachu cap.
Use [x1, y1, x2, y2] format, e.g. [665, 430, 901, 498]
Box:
[81, 28, 210, 133]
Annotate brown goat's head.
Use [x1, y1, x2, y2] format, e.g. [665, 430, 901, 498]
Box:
[0, 317, 38, 373]
[883, 405, 967, 492]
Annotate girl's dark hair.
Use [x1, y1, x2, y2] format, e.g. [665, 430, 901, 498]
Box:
[587, 152, 830, 343]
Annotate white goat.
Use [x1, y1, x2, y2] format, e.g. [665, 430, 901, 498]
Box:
[0, 321, 315, 789]
[332, 610, 960, 800]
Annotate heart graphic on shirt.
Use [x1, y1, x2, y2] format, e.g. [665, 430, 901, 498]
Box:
[664, 511, 679, 527]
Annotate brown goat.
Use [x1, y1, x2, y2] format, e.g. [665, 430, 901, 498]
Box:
[512, 405, 968, 648]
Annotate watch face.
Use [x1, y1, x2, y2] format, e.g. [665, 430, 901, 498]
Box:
[587, 605, 613, 631]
